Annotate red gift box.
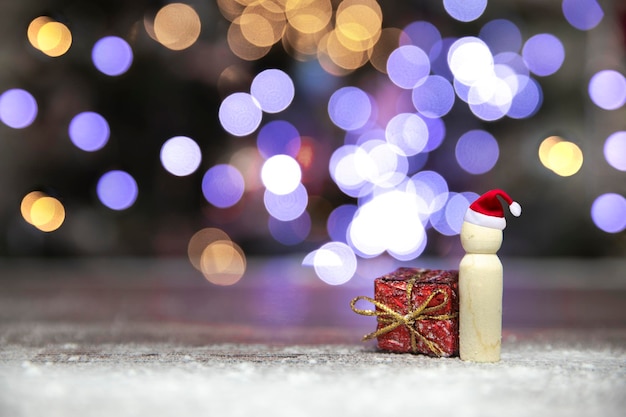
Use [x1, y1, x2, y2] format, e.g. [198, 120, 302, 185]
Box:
[351, 267, 459, 357]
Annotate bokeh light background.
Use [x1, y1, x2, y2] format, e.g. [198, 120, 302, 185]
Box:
[1, 0, 625, 286]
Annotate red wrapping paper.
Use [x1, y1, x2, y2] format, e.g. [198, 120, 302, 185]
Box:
[354, 267, 459, 357]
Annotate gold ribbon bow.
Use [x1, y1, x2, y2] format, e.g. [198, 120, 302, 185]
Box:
[350, 276, 458, 356]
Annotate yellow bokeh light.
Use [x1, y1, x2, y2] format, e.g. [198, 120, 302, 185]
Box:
[335, 3, 382, 52]
[239, 4, 286, 47]
[227, 19, 272, 61]
[539, 136, 583, 176]
[538, 135, 562, 168]
[217, 0, 243, 22]
[21, 191, 47, 225]
[200, 240, 246, 286]
[548, 141, 583, 176]
[324, 29, 368, 70]
[317, 32, 354, 76]
[27, 16, 53, 50]
[30, 196, 66, 232]
[154, 3, 202, 51]
[285, 0, 332, 35]
[187, 227, 232, 271]
[29, 19, 72, 57]
[283, 24, 327, 60]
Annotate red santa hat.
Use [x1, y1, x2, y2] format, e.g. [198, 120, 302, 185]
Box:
[464, 189, 521, 230]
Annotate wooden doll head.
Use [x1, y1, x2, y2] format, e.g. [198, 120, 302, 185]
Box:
[460, 221, 503, 254]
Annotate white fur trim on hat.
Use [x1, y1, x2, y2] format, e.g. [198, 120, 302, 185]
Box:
[509, 201, 521, 217]
[464, 209, 507, 230]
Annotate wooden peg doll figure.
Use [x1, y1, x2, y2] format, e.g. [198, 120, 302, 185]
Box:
[459, 189, 521, 362]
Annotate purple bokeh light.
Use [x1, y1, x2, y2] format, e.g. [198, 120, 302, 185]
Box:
[443, 0, 488, 22]
[202, 164, 245, 208]
[479, 19, 522, 54]
[422, 116, 446, 152]
[69, 112, 110, 152]
[455, 130, 500, 174]
[507, 75, 543, 119]
[604, 131, 626, 171]
[328, 87, 372, 131]
[562, 0, 603, 31]
[522, 34, 564, 77]
[97, 170, 138, 211]
[310, 241, 357, 285]
[92, 36, 133, 76]
[0, 88, 38, 129]
[268, 212, 311, 246]
[399, 21, 441, 56]
[591, 193, 626, 233]
[385, 113, 429, 156]
[250, 69, 295, 114]
[257, 120, 301, 159]
[160, 136, 202, 176]
[411, 75, 455, 118]
[588, 70, 626, 111]
[219, 92, 263, 137]
[430, 192, 479, 236]
[264, 183, 308, 221]
[430, 37, 456, 81]
[327, 204, 357, 243]
[387, 45, 430, 89]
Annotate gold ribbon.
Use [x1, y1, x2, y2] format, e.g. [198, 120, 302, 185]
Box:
[350, 275, 458, 356]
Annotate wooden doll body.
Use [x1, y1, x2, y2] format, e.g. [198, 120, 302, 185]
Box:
[459, 221, 503, 362]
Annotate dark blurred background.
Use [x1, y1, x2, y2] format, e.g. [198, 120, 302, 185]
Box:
[0, 0, 625, 262]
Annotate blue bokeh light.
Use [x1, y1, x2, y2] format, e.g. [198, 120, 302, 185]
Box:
[202, 164, 245, 208]
[327, 87, 372, 131]
[455, 130, 500, 174]
[0, 88, 38, 129]
[250, 69, 295, 114]
[387, 45, 430, 89]
[264, 183, 308, 221]
[591, 193, 626, 233]
[604, 131, 626, 171]
[329, 145, 371, 197]
[443, 0, 488, 22]
[479, 19, 522, 54]
[257, 120, 301, 159]
[522, 34, 565, 77]
[69, 111, 110, 152]
[430, 38, 456, 80]
[311, 241, 357, 285]
[327, 204, 358, 243]
[97, 170, 138, 211]
[588, 70, 626, 111]
[160, 136, 202, 176]
[408, 170, 449, 215]
[562, 0, 603, 31]
[422, 116, 446, 152]
[411, 75, 455, 118]
[92, 36, 133, 77]
[399, 21, 441, 56]
[269, 212, 311, 245]
[507, 75, 543, 119]
[219, 92, 263, 137]
[385, 113, 429, 156]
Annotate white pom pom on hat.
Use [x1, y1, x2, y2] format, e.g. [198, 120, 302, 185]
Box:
[464, 189, 522, 230]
